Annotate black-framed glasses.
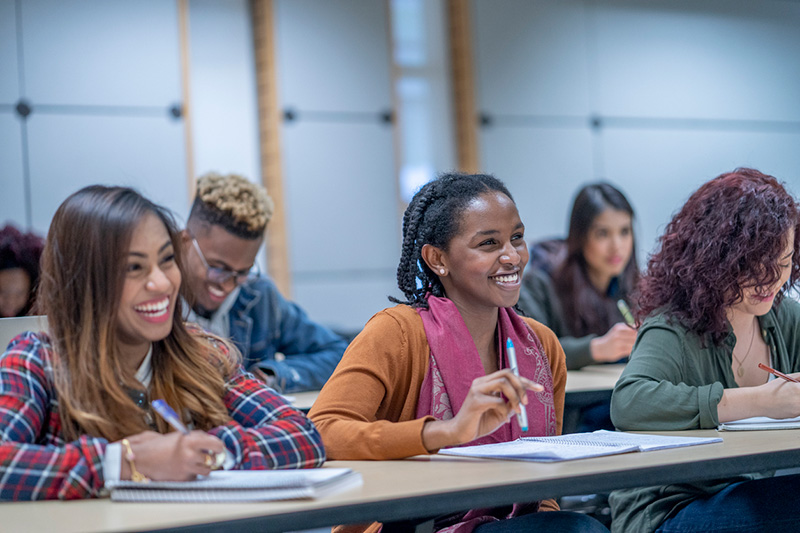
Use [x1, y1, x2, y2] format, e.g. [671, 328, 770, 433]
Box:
[190, 236, 259, 286]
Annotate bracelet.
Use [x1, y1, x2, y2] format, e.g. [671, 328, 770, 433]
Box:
[121, 438, 150, 483]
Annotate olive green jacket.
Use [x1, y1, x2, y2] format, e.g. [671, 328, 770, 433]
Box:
[609, 298, 800, 532]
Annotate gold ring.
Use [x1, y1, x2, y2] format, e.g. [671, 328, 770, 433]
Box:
[203, 452, 214, 468]
[213, 451, 226, 469]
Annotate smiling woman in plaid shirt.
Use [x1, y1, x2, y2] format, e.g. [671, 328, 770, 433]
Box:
[0, 185, 325, 500]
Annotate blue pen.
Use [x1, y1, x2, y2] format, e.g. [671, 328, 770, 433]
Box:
[151, 399, 226, 469]
[506, 338, 529, 432]
[151, 399, 190, 434]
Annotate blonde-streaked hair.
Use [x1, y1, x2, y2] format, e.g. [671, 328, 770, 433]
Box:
[38, 185, 238, 442]
[189, 172, 274, 239]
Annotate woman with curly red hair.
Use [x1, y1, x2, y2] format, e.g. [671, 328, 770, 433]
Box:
[610, 168, 800, 532]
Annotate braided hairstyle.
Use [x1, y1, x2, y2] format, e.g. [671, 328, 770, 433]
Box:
[390, 172, 514, 308]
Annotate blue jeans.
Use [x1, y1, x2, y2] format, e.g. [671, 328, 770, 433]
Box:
[656, 474, 800, 532]
[473, 511, 608, 532]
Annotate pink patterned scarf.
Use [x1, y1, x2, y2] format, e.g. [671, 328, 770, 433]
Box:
[413, 295, 557, 533]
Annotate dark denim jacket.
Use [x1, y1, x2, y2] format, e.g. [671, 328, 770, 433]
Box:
[229, 276, 347, 393]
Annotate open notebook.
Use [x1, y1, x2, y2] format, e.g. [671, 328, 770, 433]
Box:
[438, 430, 722, 462]
[106, 468, 362, 503]
[718, 415, 800, 431]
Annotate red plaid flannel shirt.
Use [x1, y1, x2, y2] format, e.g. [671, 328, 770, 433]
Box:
[0, 331, 325, 500]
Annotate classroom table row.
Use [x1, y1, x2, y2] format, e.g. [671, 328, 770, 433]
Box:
[289, 363, 626, 411]
[4, 428, 799, 533]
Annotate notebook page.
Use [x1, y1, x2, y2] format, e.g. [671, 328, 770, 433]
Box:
[438, 430, 721, 462]
[718, 415, 800, 431]
[106, 468, 354, 491]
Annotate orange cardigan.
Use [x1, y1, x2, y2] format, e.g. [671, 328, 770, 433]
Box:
[309, 305, 567, 532]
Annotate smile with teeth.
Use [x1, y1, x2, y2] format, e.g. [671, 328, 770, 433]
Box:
[491, 272, 519, 283]
[134, 297, 170, 317]
[208, 286, 226, 298]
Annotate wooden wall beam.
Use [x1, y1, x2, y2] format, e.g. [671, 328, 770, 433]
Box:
[251, 0, 292, 297]
[446, 0, 480, 173]
[177, 0, 196, 203]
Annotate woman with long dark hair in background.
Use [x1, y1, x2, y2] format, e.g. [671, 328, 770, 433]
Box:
[519, 182, 639, 372]
[518, 183, 638, 434]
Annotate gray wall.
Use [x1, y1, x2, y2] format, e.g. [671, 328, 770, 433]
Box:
[0, 0, 260, 232]
[274, 0, 400, 330]
[1, 0, 188, 230]
[473, 0, 800, 260]
[3, 0, 800, 332]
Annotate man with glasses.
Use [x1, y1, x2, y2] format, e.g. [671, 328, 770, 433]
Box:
[181, 172, 347, 393]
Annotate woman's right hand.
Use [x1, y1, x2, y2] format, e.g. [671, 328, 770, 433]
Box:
[591, 322, 637, 363]
[421, 369, 543, 452]
[117, 430, 226, 481]
[757, 376, 800, 420]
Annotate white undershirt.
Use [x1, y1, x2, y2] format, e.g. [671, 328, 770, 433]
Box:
[102, 345, 233, 487]
[103, 346, 154, 485]
[184, 287, 240, 338]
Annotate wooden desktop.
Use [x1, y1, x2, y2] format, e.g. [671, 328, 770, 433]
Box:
[3, 429, 799, 533]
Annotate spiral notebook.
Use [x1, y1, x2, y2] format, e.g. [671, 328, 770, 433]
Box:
[106, 468, 362, 503]
[718, 415, 800, 431]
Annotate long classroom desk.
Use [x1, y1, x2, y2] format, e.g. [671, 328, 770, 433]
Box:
[291, 364, 627, 413]
[562, 364, 625, 433]
[4, 429, 800, 533]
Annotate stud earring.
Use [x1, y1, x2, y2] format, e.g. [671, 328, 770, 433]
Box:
[439, 268, 446, 275]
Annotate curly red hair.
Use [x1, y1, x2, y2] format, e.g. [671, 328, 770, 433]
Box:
[637, 168, 800, 343]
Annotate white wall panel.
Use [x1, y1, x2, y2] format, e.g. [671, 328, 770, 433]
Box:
[275, 0, 392, 113]
[472, 0, 590, 116]
[26, 114, 187, 235]
[473, 0, 800, 273]
[281, 121, 399, 274]
[592, 0, 800, 121]
[603, 128, 800, 258]
[189, 0, 260, 181]
[480, 125, 595, 243]
[0, 115, 26, 227]
[275, 0, 397, 327]
[294, 276, 399, 332]
[21, 0, 181, 106]
[0, 0, 19, 104]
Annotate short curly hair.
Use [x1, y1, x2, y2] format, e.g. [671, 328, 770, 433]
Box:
[0, 224, 45, 315]
[188, 173, 275, 239]
[637, 168, 800, 343]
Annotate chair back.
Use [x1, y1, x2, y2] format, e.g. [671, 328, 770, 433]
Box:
[0, 315, 49, 352]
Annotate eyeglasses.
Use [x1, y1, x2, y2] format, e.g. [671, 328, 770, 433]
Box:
[190, 237, 259, 286]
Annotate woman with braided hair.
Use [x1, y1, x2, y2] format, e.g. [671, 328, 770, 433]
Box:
[310, 173, 607, 533]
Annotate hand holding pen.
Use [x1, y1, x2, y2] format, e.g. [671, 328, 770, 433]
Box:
[758, 363, 800, 383]
[117, 419, 226, 481]
[151, 400, 227, 470]
[745, 363, 800, 421]
[587, 300, 637, 363]
[616, 300, 636, 328]
[420, 348, 542, 451]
